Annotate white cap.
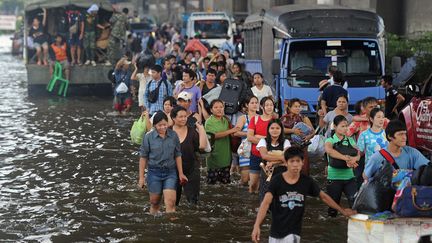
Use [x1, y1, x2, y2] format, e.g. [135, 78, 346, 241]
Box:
[87, 4, 99, 14]
[177, 91, 192, 101]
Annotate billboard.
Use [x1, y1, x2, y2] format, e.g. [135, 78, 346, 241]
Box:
[0, 15, 17, 30]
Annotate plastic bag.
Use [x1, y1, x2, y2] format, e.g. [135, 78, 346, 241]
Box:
[307, 133, 325, 158]
[130, 116, 147, 145]
[291, 122, 313, 145]
[203, 132, 215, 153]
[237, 139, 252, 158]
[116, 82, 128, 94]
[352, 161, 395, 214]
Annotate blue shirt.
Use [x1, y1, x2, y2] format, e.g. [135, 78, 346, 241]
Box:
[364, 146, 429, 178]
[322, 84, 348, 108]
[357, 128, 388, 164]
[221, 41, 235, 55]
[114, 69, 132, 96]
[140, 129, 182, 169]
[143, 78, 173, 115]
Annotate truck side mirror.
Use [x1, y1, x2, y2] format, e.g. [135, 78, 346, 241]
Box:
[407, 84, 421, 96]
[392, 56, 402, 73]
[271, 59, 280, 75]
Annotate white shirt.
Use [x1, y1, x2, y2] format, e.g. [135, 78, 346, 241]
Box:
[251, 85, 273, 102]
[329, 77, 348, 90]
[256, 138, 291, 150]
[137, 73, 152, 107]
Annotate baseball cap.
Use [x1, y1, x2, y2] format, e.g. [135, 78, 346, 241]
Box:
[177, 91, 192, 101]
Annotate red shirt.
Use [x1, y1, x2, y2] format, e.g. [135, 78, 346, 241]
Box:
[51, 43, 67, 62]
[347, 114, 389, 140]
[248, 116, 271, 157]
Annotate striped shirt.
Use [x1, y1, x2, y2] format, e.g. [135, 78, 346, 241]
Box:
[143, 79, 173, 115]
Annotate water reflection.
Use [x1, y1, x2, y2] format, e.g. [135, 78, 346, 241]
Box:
[0, 35, 347, 242]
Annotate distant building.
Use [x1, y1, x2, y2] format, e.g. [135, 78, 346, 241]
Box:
[205, 0, 432, 36]
[130, 0, 432, 36]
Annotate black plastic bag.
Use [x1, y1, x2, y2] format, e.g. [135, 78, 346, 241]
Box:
[352, 161, 395, 214]
[412, 162, 432, 186]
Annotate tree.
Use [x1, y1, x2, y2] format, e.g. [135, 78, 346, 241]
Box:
[386, 32, 432, 84]
[0, 0, 25, 14]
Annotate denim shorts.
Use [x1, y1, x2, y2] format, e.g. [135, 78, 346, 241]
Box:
[249, 154, 262, 174]
[147, 167, 178, 194]
[69, 33, 82, 46]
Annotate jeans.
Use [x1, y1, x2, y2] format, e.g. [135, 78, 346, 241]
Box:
[326, 178, 357, 217]
[354, 155, 365, 189]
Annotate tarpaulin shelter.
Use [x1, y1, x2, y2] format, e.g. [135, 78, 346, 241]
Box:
[184, 39, 209, 57]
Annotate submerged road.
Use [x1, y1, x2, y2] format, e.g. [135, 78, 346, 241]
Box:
[0, 35, 348, 242]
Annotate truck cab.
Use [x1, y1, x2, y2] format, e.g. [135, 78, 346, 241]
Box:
[400, 74, 432, 157]
[242, 5, 386, 116]
[186, 12, 234, 48]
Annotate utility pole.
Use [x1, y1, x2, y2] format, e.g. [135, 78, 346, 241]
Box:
[142, 0, 149, 13]
[167, 0, 171, 22]
[182, 0, 187, 13]
[199, 0, 204, 11]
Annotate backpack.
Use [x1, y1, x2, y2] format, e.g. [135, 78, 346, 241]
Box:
[218, 79, 244, 115]
[147, 79, 168, 103]
[411, 162, 432, 186]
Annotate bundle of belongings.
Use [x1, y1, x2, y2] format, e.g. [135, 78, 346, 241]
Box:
[353, 150, 432, 217]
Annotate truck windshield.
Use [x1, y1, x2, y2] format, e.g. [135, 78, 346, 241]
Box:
[194, 20, 229, 39]
[287, 40, 382, 88]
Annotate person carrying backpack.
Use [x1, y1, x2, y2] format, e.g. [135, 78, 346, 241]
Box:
[144, 65, 173, 115]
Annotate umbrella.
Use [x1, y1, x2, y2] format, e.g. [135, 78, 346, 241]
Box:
[184, 39, 208, 57]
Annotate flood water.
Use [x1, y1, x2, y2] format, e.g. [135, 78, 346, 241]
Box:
[0, 35, 348, 242]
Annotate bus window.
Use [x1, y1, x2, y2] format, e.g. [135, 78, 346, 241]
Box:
[194, 20, 229, 38]
[287, 40, 382, 88]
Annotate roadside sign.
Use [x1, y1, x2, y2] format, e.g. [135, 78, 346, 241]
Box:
[0, 15, 17, 30]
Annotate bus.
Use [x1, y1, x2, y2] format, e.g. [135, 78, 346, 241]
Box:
[242, 5, 386, 116]
[186, 12, 234, 48]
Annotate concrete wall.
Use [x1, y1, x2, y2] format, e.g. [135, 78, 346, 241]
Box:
[339, 0, 372, 9]
[210, 0, 233, 14]
[376, 0, 404, 35]
[133, 0, 432, 35]
[403, 0, 432, 36]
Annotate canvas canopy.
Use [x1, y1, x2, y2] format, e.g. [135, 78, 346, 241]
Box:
[184, 39, 208, 57]
[25, 0, 114, 12]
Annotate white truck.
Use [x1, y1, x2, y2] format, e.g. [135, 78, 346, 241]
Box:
[186, 12, 234, 48]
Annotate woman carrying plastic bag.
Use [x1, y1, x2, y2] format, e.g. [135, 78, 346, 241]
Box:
[130, 110, 151, 145]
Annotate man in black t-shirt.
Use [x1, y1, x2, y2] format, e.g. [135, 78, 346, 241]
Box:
[252, 147, 356, 242]
[29, 8, 48, 65]
[381, 75, 405, 119]
[321, 70, 348, 115]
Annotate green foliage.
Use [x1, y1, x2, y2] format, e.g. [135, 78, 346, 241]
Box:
[386, 32, 432, 83]
[0, 0, 25, 14]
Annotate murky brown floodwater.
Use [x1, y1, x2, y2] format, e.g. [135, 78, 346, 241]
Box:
[0, 35, 348, 242]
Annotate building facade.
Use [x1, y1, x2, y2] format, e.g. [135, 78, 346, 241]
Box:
[133, 0, 432, 36]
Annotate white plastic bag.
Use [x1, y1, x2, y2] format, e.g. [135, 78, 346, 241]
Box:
[237, 139, 252, 158]
[116, 82, 128, 94]
[308, 133, 325, 158]
[203, 132, 215, 153]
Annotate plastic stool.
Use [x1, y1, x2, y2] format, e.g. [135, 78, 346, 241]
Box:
[47, 61, 69, 97]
